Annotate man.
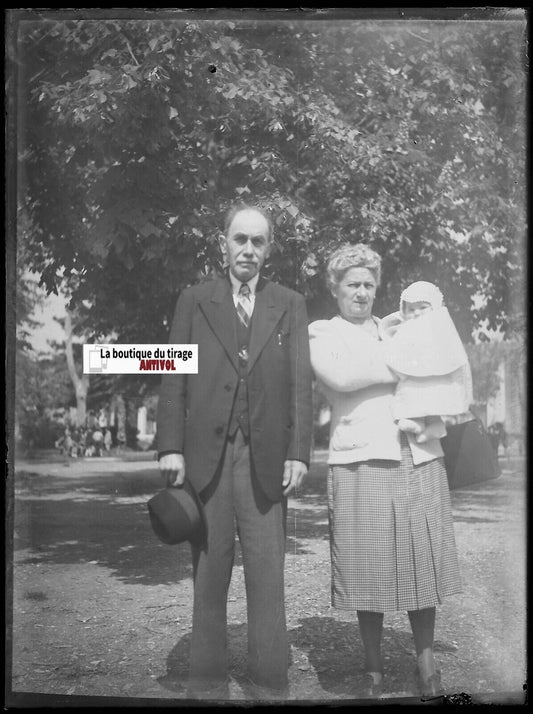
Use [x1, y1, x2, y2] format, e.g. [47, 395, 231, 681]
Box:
[156, 205, 313, 698]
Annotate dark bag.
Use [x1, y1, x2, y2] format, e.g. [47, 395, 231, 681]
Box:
[441, 419, 501, 490]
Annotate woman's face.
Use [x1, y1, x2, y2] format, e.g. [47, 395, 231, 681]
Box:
[332, 267, 377, 323]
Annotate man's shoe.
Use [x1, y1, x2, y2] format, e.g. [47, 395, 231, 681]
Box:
[186, 678, 229, 700]
[362, 671, 384, 698]
[240, 676, 289, 701]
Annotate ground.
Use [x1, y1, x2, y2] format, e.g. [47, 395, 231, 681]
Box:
[8, 451, 527, 706]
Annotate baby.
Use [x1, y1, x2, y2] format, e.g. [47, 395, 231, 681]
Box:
[381, 281, 473, 443]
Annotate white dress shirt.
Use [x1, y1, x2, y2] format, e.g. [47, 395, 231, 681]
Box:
[229, 271, 259, 314]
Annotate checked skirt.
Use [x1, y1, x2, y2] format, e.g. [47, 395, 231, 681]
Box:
[327, 434, 462, 612]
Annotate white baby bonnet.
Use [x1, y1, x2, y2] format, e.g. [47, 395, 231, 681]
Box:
[379, 281, 466, 376]
[400, 280, 444, 312]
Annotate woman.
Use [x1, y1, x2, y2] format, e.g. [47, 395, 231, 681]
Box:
[308, 244, 462, 698]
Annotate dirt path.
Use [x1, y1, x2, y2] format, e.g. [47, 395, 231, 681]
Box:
[8, 454, 526, 704]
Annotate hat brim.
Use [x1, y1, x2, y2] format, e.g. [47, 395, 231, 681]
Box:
[147, 479, 207, 547]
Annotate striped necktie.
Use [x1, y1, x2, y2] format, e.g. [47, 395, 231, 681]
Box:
[237, 282, 252, 328]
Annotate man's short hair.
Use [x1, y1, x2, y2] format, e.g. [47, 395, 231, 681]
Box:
[223, 203, 274, 242]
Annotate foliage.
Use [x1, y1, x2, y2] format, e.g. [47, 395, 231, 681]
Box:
[465, 342, 504, 406]
[15, 209, 45, 351]
[15, 16, 526, 343]
[15, 348, 75, 448]
[50, 318, 156, 416]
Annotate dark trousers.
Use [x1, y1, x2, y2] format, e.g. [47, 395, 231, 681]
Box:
[189, 429, 288, 691]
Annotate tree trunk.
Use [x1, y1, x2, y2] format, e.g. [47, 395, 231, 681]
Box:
[126, 398, 139, 448]
[64, 309, 89, 427]
[114, 393, 127, 447]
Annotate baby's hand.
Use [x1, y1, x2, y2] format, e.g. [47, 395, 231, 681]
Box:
[442, 415, 457, 427]
[416, 418, 447, 443]
[397, 418, 423, 435]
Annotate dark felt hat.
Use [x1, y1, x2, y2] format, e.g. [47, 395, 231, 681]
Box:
[147, 479, 207, 546]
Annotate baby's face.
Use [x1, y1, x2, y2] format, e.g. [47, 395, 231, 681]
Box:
[402, 300, 432, 320]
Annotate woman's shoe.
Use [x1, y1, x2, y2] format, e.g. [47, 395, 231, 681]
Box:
[362, 671, 383, 698]
[416, 667, 443, 698]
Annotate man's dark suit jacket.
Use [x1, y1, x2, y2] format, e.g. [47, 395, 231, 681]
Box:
[157, 274, 313, 502]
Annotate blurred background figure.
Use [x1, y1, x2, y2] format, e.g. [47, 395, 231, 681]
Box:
[488, 422, 507, 457]
[91, 427, 104, 457]
[103, 427, 112, 453]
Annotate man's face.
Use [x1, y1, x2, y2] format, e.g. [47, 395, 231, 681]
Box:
[221, 209, 271, 282]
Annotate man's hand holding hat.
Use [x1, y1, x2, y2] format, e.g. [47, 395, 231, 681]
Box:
[149, 453, 207, 546]
[159, 453, 185, 488]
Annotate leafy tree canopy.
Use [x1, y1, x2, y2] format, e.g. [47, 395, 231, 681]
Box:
[15, 16, 526, 343]
[15, 210, 45, 351]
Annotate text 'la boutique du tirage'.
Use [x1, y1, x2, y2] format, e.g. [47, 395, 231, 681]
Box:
[82, 344, 198, 374]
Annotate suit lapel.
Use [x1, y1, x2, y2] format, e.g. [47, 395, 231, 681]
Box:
[198, 277, 239, 371]
[248, 278, 286, 372]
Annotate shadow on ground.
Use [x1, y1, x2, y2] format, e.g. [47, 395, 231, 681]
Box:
[292, 616, 420, 696]
[13, 468, 195, 586]
[157, 616, 442, 699]
[12, 459, 521, 588]
[450, 470, 522, 524]
[12, 463, 331, 585]
[158, 624, 249, 694]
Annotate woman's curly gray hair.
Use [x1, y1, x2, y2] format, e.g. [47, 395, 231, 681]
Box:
[326, 243, 382, 290]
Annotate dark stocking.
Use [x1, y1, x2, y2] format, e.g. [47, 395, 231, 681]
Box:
[357, 610, 384, 675]
[408, 607, 437, 679]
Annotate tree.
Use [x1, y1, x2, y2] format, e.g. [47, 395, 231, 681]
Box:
[15, 348, 76, 450]
[15, 209, 45, 351]
[465, 342, 506, 409]
[63, 309, 90, 427]
[465, 339, 525, 430]
[13, 14, 526, 344]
